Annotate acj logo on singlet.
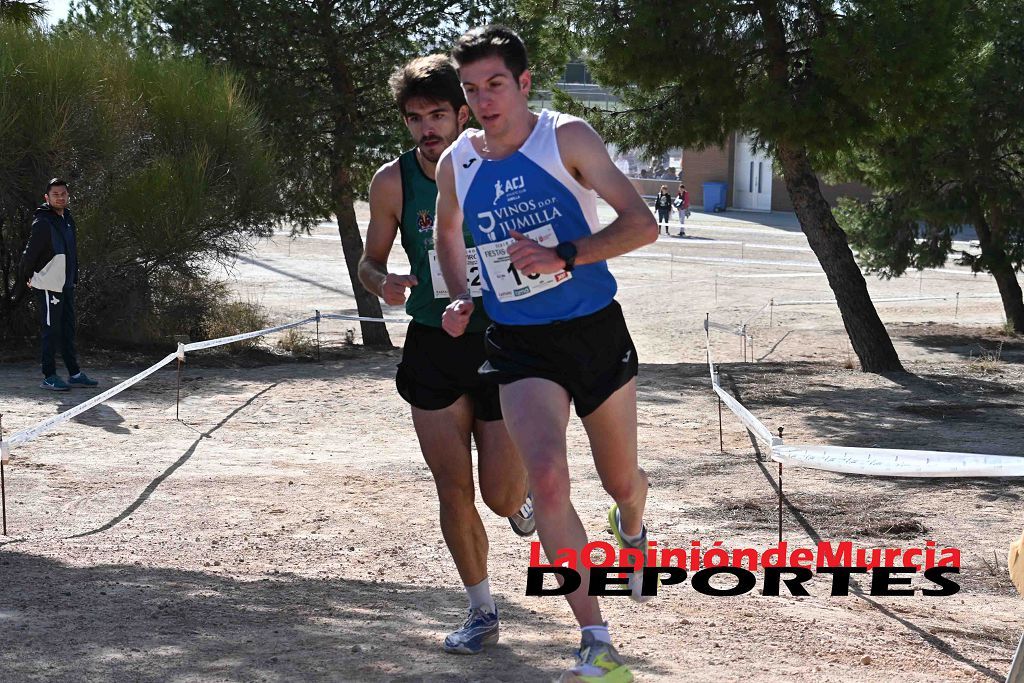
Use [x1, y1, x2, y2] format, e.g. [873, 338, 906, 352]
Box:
[494, 175, 526, 205]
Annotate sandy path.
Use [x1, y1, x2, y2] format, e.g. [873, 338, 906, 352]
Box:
[1, 204, 1022, 682]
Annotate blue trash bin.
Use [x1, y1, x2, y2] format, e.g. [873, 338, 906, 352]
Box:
[702, 181, 728, 213]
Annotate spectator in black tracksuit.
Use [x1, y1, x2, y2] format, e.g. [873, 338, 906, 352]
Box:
[18, 178, 98, 391]
[653, 184, 672, 234]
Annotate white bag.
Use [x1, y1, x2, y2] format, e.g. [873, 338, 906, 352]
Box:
[30, 254, 66, 326]
[30, 254, 66, 292]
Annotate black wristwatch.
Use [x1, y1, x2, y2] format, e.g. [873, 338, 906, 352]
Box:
[555, 241, 578, 272]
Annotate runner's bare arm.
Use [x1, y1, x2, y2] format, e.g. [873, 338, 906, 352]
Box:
[507, 118, 657, 276]
[435, 151, 474, 337]
[559, 118, 658, 264]
[359, 162, 418, 305]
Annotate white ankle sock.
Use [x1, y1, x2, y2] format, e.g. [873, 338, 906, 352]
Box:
[581, 624, 611, 644]
[466, 577, 495, 613]
[616, 509, 645, 546]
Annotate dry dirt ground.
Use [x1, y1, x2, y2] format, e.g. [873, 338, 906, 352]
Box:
[1, 203, 1023, 682]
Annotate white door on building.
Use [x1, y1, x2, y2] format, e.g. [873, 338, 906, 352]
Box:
[733, 134, 773, 211]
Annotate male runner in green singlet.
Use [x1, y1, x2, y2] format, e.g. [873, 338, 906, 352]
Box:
[358, 54, 533, 655]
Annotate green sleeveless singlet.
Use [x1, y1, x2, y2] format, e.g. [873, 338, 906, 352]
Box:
[398, 148, 489, 332]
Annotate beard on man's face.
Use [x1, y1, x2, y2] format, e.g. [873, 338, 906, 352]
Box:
[417, 133, 451, 162]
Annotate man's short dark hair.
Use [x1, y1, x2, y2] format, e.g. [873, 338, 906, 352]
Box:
[389, 54, 467, 115]
[451, 25, 528, 81]
[45, 178, 68, 193]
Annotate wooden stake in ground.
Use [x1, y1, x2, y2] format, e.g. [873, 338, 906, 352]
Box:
[777, 427, 785, 544]
[1, 413, 7, 536]
[777, 462, 782, 544]
[315, 310, 322, 362]
[175, 357, 183, 422]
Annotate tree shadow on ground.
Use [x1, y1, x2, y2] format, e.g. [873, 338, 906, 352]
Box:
[635, 362, 709, 406]
[0, 551, 594, 683]
[893, 323, 1024, 362]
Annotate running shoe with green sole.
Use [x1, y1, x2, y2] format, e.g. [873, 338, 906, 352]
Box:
[607, 503, 658, 603]
[559, 630, 634, 683]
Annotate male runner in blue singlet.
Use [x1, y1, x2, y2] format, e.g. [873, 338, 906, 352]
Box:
[435, 27, 659, 683]
[358, 54, 533, 655]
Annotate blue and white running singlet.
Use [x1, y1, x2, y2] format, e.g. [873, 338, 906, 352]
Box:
[450, 109, 616, 325]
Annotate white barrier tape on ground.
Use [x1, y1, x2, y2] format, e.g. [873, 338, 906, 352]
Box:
[704, 328, 774, 446]
[320, 313, 412, 324]
[704, 328, 718, 386]
[1, 310, 409, 459]
[712, 384, 775, 447]
[718, 273, 826, 279]
[707, 321, 744, 336]
[703, 321, 1022, 477]
[741, 301, 771, 327]
[771, 444, 1024, 477]
[774, 294, 1001, 307]
[181, 316, 318, 352]
[2, 351, 179, 456]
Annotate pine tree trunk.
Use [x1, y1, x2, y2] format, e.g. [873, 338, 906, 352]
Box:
[316, 3, 391, 349]
[974, 212, 1024, 333]
[332, 170, 392, 348]
[776, 143, 905, 372]
[754, 1, 903, 373]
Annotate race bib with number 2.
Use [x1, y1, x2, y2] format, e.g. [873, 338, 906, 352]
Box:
[428, 247, 483, 299]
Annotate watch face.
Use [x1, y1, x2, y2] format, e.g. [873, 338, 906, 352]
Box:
[557, 242, 576, 271]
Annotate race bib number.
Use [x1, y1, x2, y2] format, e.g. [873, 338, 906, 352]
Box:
[477, 224, 572, 303]
[429, 247, 483, 299]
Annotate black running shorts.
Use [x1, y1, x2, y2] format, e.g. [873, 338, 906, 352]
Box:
[396, 321, 502, 421]
[482, 301, 639, 418]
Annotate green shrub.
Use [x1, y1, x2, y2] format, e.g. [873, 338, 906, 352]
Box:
[0, 24, 283, 346]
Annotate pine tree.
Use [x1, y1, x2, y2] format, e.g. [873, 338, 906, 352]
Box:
[0, 1, 45, 25]
[536, 0, 970, 372]
[836, 0, 1024, 333]
[157, 0, 472, 347]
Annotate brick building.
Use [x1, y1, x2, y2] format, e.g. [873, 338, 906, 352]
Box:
[534, 63, 872, 212]
[628, 133, 872, 211]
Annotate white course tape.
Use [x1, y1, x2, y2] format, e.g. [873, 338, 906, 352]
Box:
[713, 384, 775, 447]
[719, 273, 825, 279]
[741, 301, 771, 327]
[1, 310, 411, 460]
[771, 444, 1024, 477]
[321, 313, 411, 324]
[707, 321, 744, 336]
[2, 351, 179, 456]
[774, 293, 1001, 307]
[704, 326, 775, 446]
[182, 316, 318, 352]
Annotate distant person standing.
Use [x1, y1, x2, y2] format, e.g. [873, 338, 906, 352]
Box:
[674, 183, 690, 237]
[654, 184, 672, 234]
[19, 178, 98, 391]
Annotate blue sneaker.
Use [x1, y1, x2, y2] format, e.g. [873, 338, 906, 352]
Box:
[68, 372, 99, 388]
[40, 375, 70, 391]
[443, 605, 499, 654]
[508, 492, 536, 537]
